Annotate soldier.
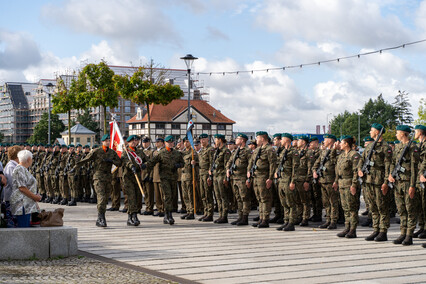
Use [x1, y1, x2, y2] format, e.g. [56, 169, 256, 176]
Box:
[335, 136, 361, 238]
[247, 131, 277, 228]
[209, 134, 231, 223]
[308, 137, 323, 223]
[193, 140, 203, 214]
[67, 144, 79, 206]
[175, 139, 184, 213]
[141, 136, 155, 215]
[313, 134, 338, 229]
[76, 134, 122, 227]
[360, 136, 375, 227]
[58, 144, 70, 205]
[226, 139, 238, 214]
[49, 144, 61, 204]
[226, 133, 251, 225]
[35, 144, 47, 202]
[80, 145, 91, 202]
[180, 137, 198, 220]
[270, 133, 284, 224]
[414, 125, 426, 239]
[146, 135, 184, 225]
[121, 135, 148, 226]
[42, 144, 54, 203]
[152, 137, 165, 217]
[389, 125, 420, 245]
[198, 134, 214, 222]
[74, 144, 84, 201]
[88, 145, 98, 204]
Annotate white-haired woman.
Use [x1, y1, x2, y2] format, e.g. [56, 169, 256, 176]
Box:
[10, 150, 41, 227]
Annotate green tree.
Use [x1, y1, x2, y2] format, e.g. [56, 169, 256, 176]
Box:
[393, 90, 413, 125]
[28, 113, 65, 144]
[414, 98, 426, 125]
[382, 127, 396, 142]
[361, 94, 397, 128]
[77, 109, 101, 141]
[114, 61, 184, 137]
[76, 61, 119, 135]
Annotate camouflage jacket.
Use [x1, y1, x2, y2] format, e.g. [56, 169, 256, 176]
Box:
[77, 147, 122, 181]
[390, 141, 420, 188]
[248, 144, 277, 180]
[358, 140, 392, 185]
[312, 148, 337, 184]
[147, 147, 184, 181]
[211, 145, 231, 177]
[198, 145, 214, 176]
[226, 146, 250, 180]
[335, 149, 360, 188]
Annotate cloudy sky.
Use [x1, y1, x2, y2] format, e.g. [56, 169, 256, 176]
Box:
[1, 0, 425, 133]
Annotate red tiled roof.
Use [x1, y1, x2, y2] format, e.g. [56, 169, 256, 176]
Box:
[127, 99, 235, 124]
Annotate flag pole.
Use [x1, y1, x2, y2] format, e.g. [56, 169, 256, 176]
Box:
[122, 145, 146, 198]
[192, 147, 196, 215]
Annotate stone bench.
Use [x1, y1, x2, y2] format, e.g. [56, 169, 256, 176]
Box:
[0, 226, 78, 260]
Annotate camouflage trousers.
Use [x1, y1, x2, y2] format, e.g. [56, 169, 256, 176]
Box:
[36, 174, 45, 195]
[93, 178, 113, 214]
[143, 181, 155, 212]
[394, 181, 418, 236]
[284, 182, 301, 224]
[339, 186, 361, 229]
[213, 174, 229, 218]
[110, 176, 122, 209]
[50, 174, 60, 198]
[253, 176, 272, 220]
[321, 183, 339, 223]
[232, 178, 251, 216]
[59, 175, 69, 200]
[159, 178, 177, 212]
[416, 185, 426, 230]
[199, 174, 214, 216]
[182, 180, 195, 214]
[365, 183, 390, 233]
[68, 174, 79, 199]
[295, 181, 310, 221]
[81, 174, 91, 198]
[44, 175, 54, 198]
[311, 182, 323, 218]
[278, 178, 291, 223]
[123, 174, 142, 214]
[153, 182, 164, 213]
[271, 182, 283, 217]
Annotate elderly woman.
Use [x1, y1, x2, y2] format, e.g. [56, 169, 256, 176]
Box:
[10, 149, 41, 227]
[3, 146, 22, 203]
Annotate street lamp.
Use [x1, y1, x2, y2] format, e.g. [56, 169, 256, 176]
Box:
[180, 54, 198, 123]
[46, 82, 54, 144]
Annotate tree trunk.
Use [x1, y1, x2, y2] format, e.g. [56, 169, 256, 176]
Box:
[68, 110, 71, 145]
[103, 105, 107, 136]
[147, 104, 151, 139]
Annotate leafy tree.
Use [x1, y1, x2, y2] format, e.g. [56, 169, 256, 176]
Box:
[393, 90, 413, 125]
[361, 94, 397, 128]
[28, 113, 65, 144]
[414, 98, 426, 125]
[76, 61, 119, 135]
[77, 109, 101, 141]
[114, 61, 184, 137]
[382, 127, 396, 142]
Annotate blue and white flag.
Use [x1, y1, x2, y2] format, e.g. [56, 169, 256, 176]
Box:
[186, 119, 195, 149]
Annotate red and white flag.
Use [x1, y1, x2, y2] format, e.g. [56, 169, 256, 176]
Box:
[109, 120, 125, 158]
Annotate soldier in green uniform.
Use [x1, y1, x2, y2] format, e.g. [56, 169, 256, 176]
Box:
[141, 137, 155, 215]
[80, 145, 91, 202]
[413, 125, 426, 238]
[42, 144, 54, 203]
[308, 137, 322, 222]
[226, 133, 251, 225]
[198, 134, 214, 222]
[74, 144, 84, 201]
[270, 133, 284, 224]
[360, 136, 374, 227]
[35, 144, 47, 202]
[247, 131, 277, 228]
[335, 136, 361, 238]
[152, 138, 165, 217]
[313, 134, 338, 229]
[76, 134, 122, 227]
[49, 144, 61, 204]
[146, 135, 184, 225]
[180, 137, 198, 220]
[58, 144, 70, 205]
[389, 125, 420, 245]
[209, 134, 231, 223]
[67, 144, 79, 206]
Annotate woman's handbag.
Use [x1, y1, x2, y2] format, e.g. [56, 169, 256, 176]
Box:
[39, 208, 64, 227]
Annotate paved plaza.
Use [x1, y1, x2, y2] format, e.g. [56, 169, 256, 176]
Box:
[2, 201, 426, 283]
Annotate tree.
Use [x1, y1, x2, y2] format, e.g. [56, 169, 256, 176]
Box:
[382, 127, 396, 142]
[393, 90, 413, 125]
[76, 61, 119, 135]
[414, 98, 426, 125]
[114, 61, 184, 137]
[77, 109, 101, 142]
[361, 94, 397, 128]
[28, 113, 65, 144]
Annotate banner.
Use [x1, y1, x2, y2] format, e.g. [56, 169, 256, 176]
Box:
[109, 120, 125, 158]
[186, 119, 195, 149]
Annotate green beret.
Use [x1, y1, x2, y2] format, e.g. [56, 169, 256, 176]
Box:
[182, 136, 188, 142]
[309, 137, 319, 142]
[282, 133, 293, 141]
[194, 140, 200, 146]
[156, 137, 164, 142]
[340, 135, 353, 141]
[76, 144, 82, 147]
[273, 133, 282, 139]
[236, 133, 248, 140]
[299, 135, 310, 142]
[199, 133, 208, 139]
[93, 144, 99, 148]
[227, 140, 235, 145]
[165, 135, 174, 142]
[415, 125, 426, 132]
[388, 141, 394, 145]
[142, 136, 150, 143]
[214, 134, 225, 140]
[396, 125, 411, 133]
[247, 140, 256, 146]
[61, 144, 68, 148]
[68, 144, 75, 148]
[394, 140, 400, 144]
[371, 123, 386, 133]
[323, 134, 337, 140]
[256, 131, 268, 137]
[83, 145, 90, 149]
[127, 135, 137, 142]
[363, 136, 374, 142]
[101, 134, 110, 141]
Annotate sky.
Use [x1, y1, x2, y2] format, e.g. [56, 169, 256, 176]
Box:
[1, 0, 425, 134]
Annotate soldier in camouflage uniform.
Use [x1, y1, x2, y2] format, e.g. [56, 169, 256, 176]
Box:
[88, 145, 97, 204]
[313, 134, 338, 230]
[413, 125, 426, 239]
[76, 134, 122, 227]
[67, 144, 80, 206]
[152, 138, 165, 217]
[49, 144, 61, 204]
[58, 144, 70, 205]
[418, 127, 426, 247]
[198, 134, 214, 222]
[80, 145, 91, 202]
[180, 137, 198, 220]
[226, 133, 251, 226]
[35, 144, 47, 202]
[389, 125, 420, 246]
[308, 137, 323, 223]
[334, 136, 361, 238]
[141, 137, 155, 215]
[247, 131, 277, 228]
[270, 133, 284, 224]
[42, 145, 54, 203]
[146, 135, 184, 225]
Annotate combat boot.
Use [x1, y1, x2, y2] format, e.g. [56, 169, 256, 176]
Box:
[252, 220, 261, 228]
[185, 213, 195, 220]
[216, 216, 228, 224]
[52, 196, 60, 204]
[319, 221, 330, 229]
[418, 231, 426, 239]
[45, 197, 53, 203]
[413, 228, 424, 238]
[60, 198, 68, 205]
[202, 215, 213, 222]
[253, 215, 260, 222]
[236, 215, 249, 226]
[231, 215, 243, 225]
[180, 213, 189, 220]
[365, 231, 379, 241]
[393, 234, 406, 244]
[402, 235, 413, 246]
[337, 227, 350, 238]
[214, 216, 223, 223]
[283, 223, 295, 231]
[168, 211, 175, 225]
[96, 213, 107, 227]
[40, 193, 47, 202]
[327, 222, 337, 230]
[68, 198, 77, 206]
[374, 232, 387, 242]
[360, 218, 372, 227]
[198, 215, 206, 221]
[133, 213, 140, 226]
[276, 222, 287, 231]
[127, 214, 136, 226]
[345, 229, 357, 238]
[422, 243, 426, 248]
[309, 215, 322, 222]
[269, 214, 281, 223]
[294, 218, 302, 226]
[258, 219, 269, 228]
[300, 219, 309, 227]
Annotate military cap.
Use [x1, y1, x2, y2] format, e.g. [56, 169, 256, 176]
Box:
[214, 134, 225, 139]
[127, 135, 137, 142]
[68, 144, 75, 148]
[388, 141, 394, 145]
[256, 131, 268, 137]
[156, 137, 165, 142]
[340, 135, 353, 141]
[371, 123, 386, 133]
[309, 137, 319, 142]
[415, 125, 426, 132]
[273, 133, 282, 139]
[227, 140, 235, 145]
[122, 136, 127, 141]
[134, 135, 141, 140]
[194, 140, 200, 146]
[363, 136, 374, 142]
[394, 140, 400, 144]
[199, 133, 208, 139]
[92, 144, 99, 148]
[396, 125, 411, 133]
[76, 144, 82, 147]
[61, 144, 68, 148]
[142, 136, 150, 143]
[236, 133, 248, 140]
[282, 133, 293, 141]
[247, 140, 256, 146]
[182, 136, 188, 142]
[83, 144, 90, 149]
[165, 135, 174, 142]
[101, 134, 110, 141]
[323, 134, 337, 140]
[299, 135, 310, 142]
[45, 144, 52, 147]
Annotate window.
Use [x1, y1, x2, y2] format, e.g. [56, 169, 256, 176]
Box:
[217, 124, 226, 130]
[87, 137, 91, 143]
[71, 137, 74, 143]
[125, 115, 130, 122]
[76, 137, 80, 143]
[140, 123, 145, 129]
[172, 123, 180, 130]
[125, 107, 131, 113]
[202, 124, 211, 130]
[156, 123, 165, 129]
[125, 100, 131, 106]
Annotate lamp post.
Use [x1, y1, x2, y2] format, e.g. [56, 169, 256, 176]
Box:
[180, 54, 198, 123]
[46, 83, 54, 144]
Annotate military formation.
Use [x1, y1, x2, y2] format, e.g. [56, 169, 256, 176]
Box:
[1, 123, 425, 248]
